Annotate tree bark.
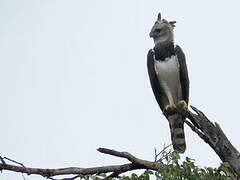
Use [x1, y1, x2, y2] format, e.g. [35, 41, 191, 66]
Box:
[178, 105, 240, 177]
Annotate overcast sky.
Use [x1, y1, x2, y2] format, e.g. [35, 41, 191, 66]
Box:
[1, 0, 240, 179]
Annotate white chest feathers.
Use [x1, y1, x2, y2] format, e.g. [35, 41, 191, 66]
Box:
[154, 55, 182, 103]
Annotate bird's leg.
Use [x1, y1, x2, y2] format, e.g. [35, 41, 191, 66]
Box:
[177, 100, 187, 110]
[163, 99, 176, 116]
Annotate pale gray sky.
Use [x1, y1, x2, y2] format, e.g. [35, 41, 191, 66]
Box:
[1, 0, 240, 179]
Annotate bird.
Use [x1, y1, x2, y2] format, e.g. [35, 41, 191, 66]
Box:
[147, 13, 189, 153]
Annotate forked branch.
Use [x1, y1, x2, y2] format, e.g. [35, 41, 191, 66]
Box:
[178, 105, 240, 177]
[0, 148, 168, 179]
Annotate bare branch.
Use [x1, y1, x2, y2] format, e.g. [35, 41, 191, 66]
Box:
[0, 148, 167, 179]
[3, 157, 26, 168]
[0, 161, 140, 178]
[156, 144, 172, 157]
[1, 105, 240, 178]
[97, 148, 163, 170]
[178, 105, 240, 177]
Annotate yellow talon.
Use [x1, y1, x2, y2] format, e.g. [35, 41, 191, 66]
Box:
[178, 100, 187, 110]
[163, 103, 176, 116]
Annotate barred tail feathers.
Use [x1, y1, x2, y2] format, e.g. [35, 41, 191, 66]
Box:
[168, 114, 186, 153]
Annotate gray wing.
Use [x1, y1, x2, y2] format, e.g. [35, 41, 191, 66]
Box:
[147, 49, 168, 112]
[175, 45, 189, 105]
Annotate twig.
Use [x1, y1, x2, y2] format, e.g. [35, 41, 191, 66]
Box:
[103, 172, 120, 180]
[154, 148, 157, 162]
[156, 144, 172, 157]
[3, 157, 26, 168]
[0, 156, 6, 165]
[21, 173, 26, 180]
[157, 149, 172, 164]
[153, 144, 172, 163]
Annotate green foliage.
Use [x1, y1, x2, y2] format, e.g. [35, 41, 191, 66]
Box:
[154, 151, 236, 180]
[78, 152, 236, 180]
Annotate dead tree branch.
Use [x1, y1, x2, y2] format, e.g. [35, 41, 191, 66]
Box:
[178, 105, 240, 177]
[0, 105, 240, 178]
[97, 148, 162, 170]
[0, 148, 167, 179]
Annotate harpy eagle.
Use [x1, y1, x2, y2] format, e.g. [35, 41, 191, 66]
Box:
[147, 13, 189, 153]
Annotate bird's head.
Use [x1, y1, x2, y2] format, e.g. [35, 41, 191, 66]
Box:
[149, 13, 176, 44]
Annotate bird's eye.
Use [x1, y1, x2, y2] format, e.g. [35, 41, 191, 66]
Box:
[156, 29, 161, 33]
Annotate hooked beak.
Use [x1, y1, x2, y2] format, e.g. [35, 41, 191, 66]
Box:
[149, 31, 155, 38]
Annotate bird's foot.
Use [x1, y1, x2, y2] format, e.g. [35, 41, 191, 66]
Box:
[163, 104, 176, 116]
[177, 100, 187, 110]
